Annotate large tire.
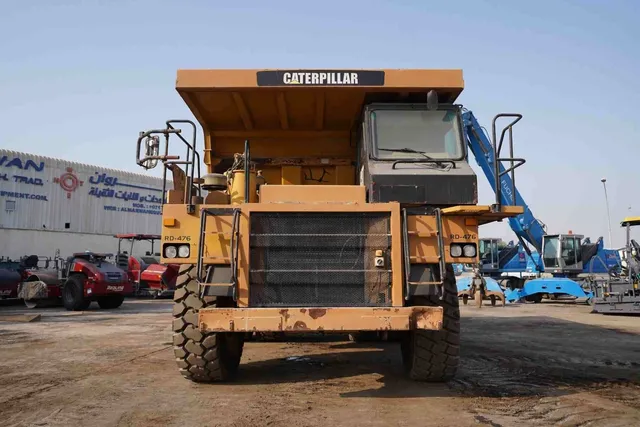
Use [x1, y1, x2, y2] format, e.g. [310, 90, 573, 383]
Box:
[62, 275, 91, 311]
[172, 264, 244, 382]
[526, 293, 543, 304]
[97, 295, 124, 309]
[401, 264, 460, 382]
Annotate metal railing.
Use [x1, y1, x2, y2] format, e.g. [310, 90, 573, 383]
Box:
[135, 119, 202, 213]
[491, 113, 525, 211]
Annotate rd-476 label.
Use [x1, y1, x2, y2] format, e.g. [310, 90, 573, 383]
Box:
[164, 235, 191, 242]
[450, 234, 477, 240]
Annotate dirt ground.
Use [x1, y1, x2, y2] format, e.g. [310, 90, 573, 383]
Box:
[0, 299, 638, 427]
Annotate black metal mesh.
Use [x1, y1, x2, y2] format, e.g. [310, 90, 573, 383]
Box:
[249, 212, 392, 307]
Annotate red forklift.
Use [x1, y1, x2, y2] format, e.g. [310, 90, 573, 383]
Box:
[114, 234, 178, 298]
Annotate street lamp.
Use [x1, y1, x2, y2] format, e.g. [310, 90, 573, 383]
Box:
[601, 178, 613, 246]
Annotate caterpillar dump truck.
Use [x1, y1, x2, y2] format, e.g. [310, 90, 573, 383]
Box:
[135, 69, 523, 382]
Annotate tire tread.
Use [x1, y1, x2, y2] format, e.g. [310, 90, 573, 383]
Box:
[172, 264, 243, 382]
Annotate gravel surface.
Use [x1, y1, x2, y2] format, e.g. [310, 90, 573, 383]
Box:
[0, 299, 638, 427]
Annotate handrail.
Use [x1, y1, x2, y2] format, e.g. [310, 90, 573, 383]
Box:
[491, 113, 524, 210]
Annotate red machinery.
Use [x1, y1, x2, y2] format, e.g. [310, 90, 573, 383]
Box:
[0, 259, 23, 300]
[18, 252, 132, 310]
[114, 234, 178, 298]
[1, 255, 58, 303]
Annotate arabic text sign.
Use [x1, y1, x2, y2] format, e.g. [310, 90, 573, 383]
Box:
[88, 187, 162, 204]
[89, 172, 161, 193]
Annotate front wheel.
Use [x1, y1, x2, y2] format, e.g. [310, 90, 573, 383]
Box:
[62, 275, 91, 311]
[401, 264, 460, 382]
[526, 293, 543, 304]
[173, 264, 244, 382]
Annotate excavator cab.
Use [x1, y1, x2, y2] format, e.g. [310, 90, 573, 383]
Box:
[478, 238, 500, 271]
[541, 234, 584, 274]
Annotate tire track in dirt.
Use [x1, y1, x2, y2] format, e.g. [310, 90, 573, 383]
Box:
[450, 350, 640, 426]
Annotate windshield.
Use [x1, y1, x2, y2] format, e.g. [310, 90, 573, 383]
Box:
[561, 236, 582, 267]
[543, 236, 560, 268]
[479, 239, 498, 266]
[372, 109, 463, 159]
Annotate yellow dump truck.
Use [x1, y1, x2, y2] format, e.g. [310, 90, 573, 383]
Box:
[135, 69, 523, 382]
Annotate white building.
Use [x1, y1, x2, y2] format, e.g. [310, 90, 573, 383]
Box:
[0, 149, 171, 260]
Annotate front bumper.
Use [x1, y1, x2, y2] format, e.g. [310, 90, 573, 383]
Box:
[87, 282, 133, 296]
[198, 306, 443, 333]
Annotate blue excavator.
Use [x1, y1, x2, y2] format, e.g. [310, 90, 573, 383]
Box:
[457, 110, 620, 304]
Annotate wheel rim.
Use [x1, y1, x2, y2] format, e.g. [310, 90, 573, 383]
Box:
[24, 299, 39, 309]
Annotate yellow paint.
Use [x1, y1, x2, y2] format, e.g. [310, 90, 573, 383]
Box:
[229, 170, 257, 203]
[407, 215, 479, 264]
[281, 166, 301, 185]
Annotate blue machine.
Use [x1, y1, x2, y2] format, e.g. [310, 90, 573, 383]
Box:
[461, 110, 620, 303]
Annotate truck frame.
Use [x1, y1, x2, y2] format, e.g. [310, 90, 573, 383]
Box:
[135, 68, 522, 382]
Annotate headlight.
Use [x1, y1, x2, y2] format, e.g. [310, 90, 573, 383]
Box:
[164, 245, 177, 258]
[463, 244, 477, 257]
[450, 244, 462, 257]
[178, 244, 190, 258]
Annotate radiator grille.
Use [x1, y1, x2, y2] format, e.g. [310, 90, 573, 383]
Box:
[106, 272, 123, 283]
[249, 212, 392, 307]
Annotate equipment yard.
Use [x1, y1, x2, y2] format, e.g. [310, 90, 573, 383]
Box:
[0, 299, 638, 427]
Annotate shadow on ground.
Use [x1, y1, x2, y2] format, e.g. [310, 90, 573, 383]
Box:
[229, 315, 640, 400]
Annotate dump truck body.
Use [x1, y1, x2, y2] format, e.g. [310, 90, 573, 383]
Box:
[136, 69, 522, 382]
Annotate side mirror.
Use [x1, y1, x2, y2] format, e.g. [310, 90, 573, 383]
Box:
[141, 135, 160, 170]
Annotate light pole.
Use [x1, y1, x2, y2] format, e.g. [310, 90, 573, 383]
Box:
[601, 178, 613, 246]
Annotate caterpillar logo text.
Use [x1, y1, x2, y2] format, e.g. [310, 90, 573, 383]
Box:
[256, 70, 385, 86]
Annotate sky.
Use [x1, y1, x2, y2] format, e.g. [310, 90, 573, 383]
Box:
[1, 0, 638, 247]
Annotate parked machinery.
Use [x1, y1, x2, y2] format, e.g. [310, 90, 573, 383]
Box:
[0, 258, 24, 300]
[591, 217, 640, 314]
[114, 234, 178, 298]
[18, 251, 132, 310]
[462, 111, 620, 304]
[134, 68, 524, 382]
[0, 255, 58, 303]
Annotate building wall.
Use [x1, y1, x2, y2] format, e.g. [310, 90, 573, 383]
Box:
[0, 149, 170, 260]
[0, 229, 157, 261]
